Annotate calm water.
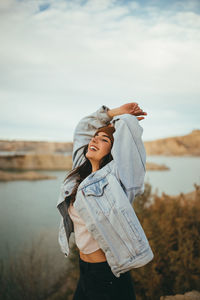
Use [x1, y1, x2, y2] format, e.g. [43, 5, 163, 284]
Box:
[145, 155, 200, 196]
[0, 156, 199, 259]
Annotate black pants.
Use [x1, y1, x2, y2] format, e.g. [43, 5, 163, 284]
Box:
[72, 256, 136, 300]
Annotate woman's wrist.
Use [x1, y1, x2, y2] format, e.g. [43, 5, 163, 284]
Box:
[107, 107, 121, 118]
[106, 103, 147, 121]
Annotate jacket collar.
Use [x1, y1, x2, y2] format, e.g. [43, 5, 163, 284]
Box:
[57, 160, 114, 207]
[57, 160, 115, 209]
[77, 160, 114, 191]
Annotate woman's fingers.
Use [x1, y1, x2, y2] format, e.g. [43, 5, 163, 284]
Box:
[137, 116, 145, 121]
[131, 108, 147, 115]
[135, 111, 147, 116]
[119, 103, 147, 119]
[132, 102, 138, 108]
[136, 110, 147, 120]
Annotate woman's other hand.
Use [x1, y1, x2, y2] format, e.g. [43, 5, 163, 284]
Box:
[107, 102, 147, 121]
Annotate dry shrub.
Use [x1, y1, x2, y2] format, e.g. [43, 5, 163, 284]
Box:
[132, 183, 200, 300]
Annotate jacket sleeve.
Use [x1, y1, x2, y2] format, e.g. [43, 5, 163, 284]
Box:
[72, 105, 112, 169]
[110, 113, 146, 204]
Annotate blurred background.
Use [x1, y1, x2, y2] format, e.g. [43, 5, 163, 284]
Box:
[0, 0, 200, 299]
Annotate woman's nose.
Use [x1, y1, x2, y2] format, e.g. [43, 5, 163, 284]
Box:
[91, 136, 98, 143]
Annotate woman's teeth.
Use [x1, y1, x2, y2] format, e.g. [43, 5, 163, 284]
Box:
[90, 146, 98, 151]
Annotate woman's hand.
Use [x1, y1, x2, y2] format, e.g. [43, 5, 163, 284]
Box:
[107, 102, 147, 121]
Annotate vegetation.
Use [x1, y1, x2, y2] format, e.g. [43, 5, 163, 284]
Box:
[132, 183, 200, 300]
[0, 183, 199, 300]
[0, 235, 80, 300]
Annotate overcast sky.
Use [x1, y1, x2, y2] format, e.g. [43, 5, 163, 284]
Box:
[0, 0, 199, 142]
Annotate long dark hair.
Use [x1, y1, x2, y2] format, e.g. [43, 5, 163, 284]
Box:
[63, 143, 113, 205]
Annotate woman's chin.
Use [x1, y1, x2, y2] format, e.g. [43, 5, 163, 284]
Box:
[85, 152, 93, 160]
[86, 152, 99, 161]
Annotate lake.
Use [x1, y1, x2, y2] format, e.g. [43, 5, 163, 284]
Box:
[0, 155, 199, 259]
[145, 155, 200, 196]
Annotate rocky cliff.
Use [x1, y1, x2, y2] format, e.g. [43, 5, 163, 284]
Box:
[0, 154, 168, 172]
[144, 129, 200, 156]
[0, 139, 73, 171]
[0, 129, 198, 172]
[1, 129, 199, 157]
[0, 154, 72, 170]
[0, 139, 72, 154]
[0, 170, 56, 181]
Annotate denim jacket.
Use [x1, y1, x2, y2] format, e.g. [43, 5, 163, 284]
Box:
[57, 105, 154, 278]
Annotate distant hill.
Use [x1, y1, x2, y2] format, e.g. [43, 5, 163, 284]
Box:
[144, 129, 200, 156]
[1, 130, 199, 157]
[0, 140, 73, 171]
[0, 139, 72, 154]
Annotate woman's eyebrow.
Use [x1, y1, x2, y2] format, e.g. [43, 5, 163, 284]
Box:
[96, 133, 110, 139]
[102, 134, 110, 139]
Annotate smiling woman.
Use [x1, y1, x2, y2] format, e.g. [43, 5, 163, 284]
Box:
[86, 127, 115, 173]
[57, 103, 153, 300]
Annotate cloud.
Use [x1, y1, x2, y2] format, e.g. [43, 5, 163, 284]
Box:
[0, 0, 199, 141]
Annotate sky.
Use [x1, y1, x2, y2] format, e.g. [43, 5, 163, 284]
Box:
[0, 0, 199, 142]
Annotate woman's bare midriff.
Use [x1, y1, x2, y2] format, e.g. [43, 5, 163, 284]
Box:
[79, 248, 107, 263]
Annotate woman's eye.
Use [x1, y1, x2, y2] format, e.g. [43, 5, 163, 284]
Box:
[102, 139, 108, 142]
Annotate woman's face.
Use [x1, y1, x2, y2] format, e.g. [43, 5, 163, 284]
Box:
[86, 131, 112, 164]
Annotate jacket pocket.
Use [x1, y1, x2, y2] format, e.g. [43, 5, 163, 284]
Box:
[83, 177, 109, 197]
[82, 177, 114, 217]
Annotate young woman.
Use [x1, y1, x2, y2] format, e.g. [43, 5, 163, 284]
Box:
[57, 102, 154, 300]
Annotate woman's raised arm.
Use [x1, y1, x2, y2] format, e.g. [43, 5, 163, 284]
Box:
[72, 105, 112, 169]
[107, 102, 147, 120]
[109, 103, 147, 204]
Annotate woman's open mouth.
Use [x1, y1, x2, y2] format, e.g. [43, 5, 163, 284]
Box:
[89, 145, 99, 151]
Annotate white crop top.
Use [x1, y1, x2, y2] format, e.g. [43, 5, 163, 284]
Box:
[68, 202, 100, 254]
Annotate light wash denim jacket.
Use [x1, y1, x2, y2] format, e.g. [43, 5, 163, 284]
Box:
[57, 105, 154, 278]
